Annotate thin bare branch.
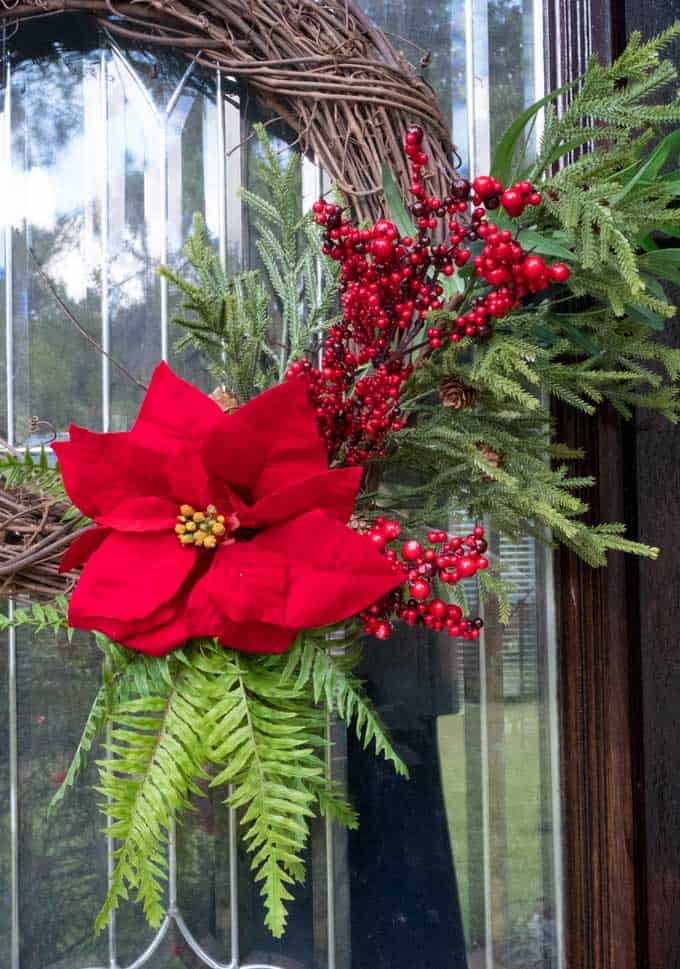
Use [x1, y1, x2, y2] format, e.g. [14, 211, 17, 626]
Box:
[27, 247, 148, 393]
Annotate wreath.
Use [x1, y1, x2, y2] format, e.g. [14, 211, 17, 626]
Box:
[2, 5, 680, 941]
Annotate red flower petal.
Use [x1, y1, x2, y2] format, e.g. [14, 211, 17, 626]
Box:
[131, 361, 223, 456]
[97, 497, 177, 532]
[252, 510, 400, 628]
[168, 449, 212, 510]
[59, 526, 111, 574]
[183, 571, 295, 653]
[116, 611, 192, 656]
[201, 542, 288, 624]
[201, 379, 327, 502]
[54, 428, 171, 521]
[69, 531, 197, 624]
[240, 468, 362, 529]
[214, 619, 296, 654]
[70, 602, 190, 657]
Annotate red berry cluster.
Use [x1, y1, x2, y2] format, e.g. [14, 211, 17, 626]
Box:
[500, 180, 543, 217]
[406, 127, 570, 347]
[458, 174, 543, 217]
[289, 126, 571, 462]
[359, 518, 487, 640]
[286, 351, 411, 464]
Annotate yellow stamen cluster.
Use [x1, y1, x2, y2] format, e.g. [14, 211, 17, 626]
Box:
[175, 504, 230, 549]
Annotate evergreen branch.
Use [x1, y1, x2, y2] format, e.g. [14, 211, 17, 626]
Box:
[0, 594, 70, 636]
[0, 449, 68, 502]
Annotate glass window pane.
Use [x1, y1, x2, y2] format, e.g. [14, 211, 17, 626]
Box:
[0, 3, 562, 967]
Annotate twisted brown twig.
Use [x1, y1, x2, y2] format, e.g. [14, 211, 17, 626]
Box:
[28, 248, 148, 393]
[0, 487, 86, 600]
[0, 0, 457, 221]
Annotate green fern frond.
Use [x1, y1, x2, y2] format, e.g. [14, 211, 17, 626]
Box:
[202, 647, 329, 937]
[95, 643, 216, 932]
[281, 631, 409, 779]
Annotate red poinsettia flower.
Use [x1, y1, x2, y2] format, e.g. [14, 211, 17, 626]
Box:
[54, 363, 399, 656]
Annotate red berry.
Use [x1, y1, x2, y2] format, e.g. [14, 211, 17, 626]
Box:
[405, 124, 424, 145]
[375, 621, 392, 640]
[409, 578, 431, 600]
[369, 530, 387, 549]
[447, 604, 463, 622]
[429, 598, 448, 619]
[458, 557, 477, 578]
[372, 238, 395, 264]
[451, 177, 471, 200]
[472, 176, 495, 199]
[402, 540, 423, 561]
[500, 188, 525, 217]
[373, 219, 398, 240]
[549, 262, 570, 283]
[522, 255, 547, 281]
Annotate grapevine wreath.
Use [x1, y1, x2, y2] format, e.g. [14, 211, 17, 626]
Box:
[2, 2, 680, 940]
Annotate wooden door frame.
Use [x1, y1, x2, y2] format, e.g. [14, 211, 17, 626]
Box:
[555, 404, 646, 969]
[549, 3, 653, 968]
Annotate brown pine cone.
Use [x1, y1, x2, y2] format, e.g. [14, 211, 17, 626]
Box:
[476, 441, 503, 473]
[438, 376, 477, 410]
[210, 386, 239, 414]
[349, 514, 372, 535]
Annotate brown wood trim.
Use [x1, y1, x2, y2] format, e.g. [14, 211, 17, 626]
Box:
[555, 407, 645, 969]
[548, 3, 647, 968]
[623, 6, 680, 967]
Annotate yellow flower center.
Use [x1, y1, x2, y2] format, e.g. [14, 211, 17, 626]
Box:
[175, 504, 238, 549]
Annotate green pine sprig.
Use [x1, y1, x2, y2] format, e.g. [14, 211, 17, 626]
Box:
[160, 215, 278, 402]
[162, 126, 339, 401]
[0, 595, 71, 637]
[241, 123, 340, 380]
[376, 24, 680, 572]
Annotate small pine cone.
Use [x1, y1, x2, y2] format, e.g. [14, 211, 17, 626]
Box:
[211, 386, 239, 414]
[476, 441, 503, 474]
[438, 376, 477, 410]
[349, 514, 372, 535]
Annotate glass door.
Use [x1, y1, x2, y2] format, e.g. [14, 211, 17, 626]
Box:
[0, 3, 563, 967]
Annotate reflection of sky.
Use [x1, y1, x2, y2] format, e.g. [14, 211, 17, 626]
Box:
[0, 45, 224, 304]
[1, 132, 86, 230]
